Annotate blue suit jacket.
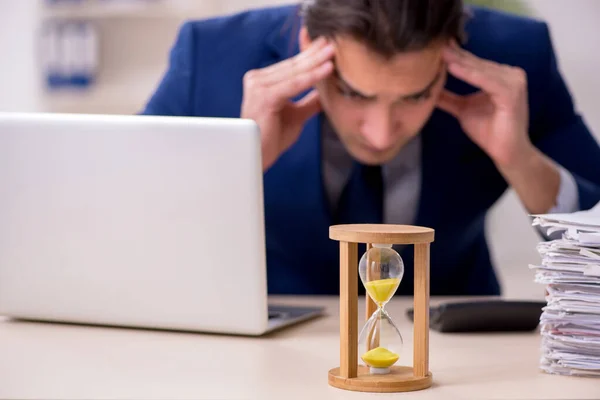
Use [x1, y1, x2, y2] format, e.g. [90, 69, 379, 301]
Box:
[141, 5, 600, 296]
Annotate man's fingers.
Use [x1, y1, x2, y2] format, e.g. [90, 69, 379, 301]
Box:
[444, 43, 502, 74]
[259, 39, 335, 86]
[259, 37, 327, 79]
[443, 42, 529, 103]
[443, 44, 510, 95]
[269, 60, 333, 105]
[446, 59, 507, 96]
[436, 89, 465, 118]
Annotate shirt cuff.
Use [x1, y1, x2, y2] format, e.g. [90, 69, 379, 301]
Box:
[548, 165, 580, 214]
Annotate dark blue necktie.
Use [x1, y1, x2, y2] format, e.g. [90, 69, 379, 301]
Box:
[334, 162, 384, 225]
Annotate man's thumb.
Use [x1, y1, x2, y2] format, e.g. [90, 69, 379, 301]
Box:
[437, 89, 464, 118]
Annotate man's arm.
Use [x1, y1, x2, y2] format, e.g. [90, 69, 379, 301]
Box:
[497, 23, 600, 215]
[527, 23, 600, 213]
[438, 26, 600, 215]
[494, 145, 561, 215]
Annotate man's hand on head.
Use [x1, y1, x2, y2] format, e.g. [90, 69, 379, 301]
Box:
[241, 37, 335, 172]
[436, 41, 562, 215]
[436, 40, 534, 169]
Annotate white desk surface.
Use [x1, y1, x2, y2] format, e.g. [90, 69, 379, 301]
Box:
[1, 296, 598, 399]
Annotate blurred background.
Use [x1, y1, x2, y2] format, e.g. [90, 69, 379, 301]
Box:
[0, 0, 598, 300]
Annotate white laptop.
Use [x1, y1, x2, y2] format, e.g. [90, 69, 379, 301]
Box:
[0, 112, 323, 335]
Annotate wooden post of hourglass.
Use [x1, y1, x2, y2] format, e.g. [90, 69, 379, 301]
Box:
[365, 243, 379, 351]
[328, 224, 434, 393]
[413, 243, 430, 377]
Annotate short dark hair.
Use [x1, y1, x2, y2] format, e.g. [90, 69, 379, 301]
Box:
[300, 0, 468, 58]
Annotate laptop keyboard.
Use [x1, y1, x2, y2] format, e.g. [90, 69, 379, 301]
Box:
[268, 311, 282, 319]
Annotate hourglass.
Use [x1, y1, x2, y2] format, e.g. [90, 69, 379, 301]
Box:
[328, 224, 434, 393]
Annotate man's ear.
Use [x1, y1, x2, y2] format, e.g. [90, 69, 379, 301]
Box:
[299, 26, 312, 52]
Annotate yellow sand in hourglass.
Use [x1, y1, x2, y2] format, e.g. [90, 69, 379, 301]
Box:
[364, 278, 400, 305]
[362, 347, 399, 368]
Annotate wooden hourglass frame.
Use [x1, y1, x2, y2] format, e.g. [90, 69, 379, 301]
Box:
[328, 224, 434, 393]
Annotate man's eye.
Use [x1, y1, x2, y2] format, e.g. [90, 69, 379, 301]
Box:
[337, 86, 364, 100]
[406, 91, 432, 104]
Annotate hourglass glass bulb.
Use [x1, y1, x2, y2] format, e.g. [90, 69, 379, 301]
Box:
[358, 244, 405, 374]
[358, 309, 404, 374]
[358, 244, 404, 306]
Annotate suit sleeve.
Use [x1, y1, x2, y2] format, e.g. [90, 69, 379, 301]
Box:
[139, 22, 196, 116]
[530, 23, 600, 212]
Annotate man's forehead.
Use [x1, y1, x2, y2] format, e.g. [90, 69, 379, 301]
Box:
[332, 34, 445, 64]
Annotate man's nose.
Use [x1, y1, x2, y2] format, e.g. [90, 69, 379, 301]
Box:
[361, 106, 396, 150]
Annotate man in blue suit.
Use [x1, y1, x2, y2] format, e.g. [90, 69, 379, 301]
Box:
[142, 0, 600, 296]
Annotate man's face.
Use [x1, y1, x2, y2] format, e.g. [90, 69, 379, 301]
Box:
[300, 29, 447, 165]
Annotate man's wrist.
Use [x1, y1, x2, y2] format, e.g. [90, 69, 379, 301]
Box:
[493, 142, 538, 175]
[495, 144, 561, 214]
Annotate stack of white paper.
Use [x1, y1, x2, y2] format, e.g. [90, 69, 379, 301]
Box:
[530, 201, 600, 378]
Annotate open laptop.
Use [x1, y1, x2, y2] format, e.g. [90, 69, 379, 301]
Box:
[0, 112, 323, 335]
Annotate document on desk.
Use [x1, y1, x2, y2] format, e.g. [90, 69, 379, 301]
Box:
[531, 201, 600, 378]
